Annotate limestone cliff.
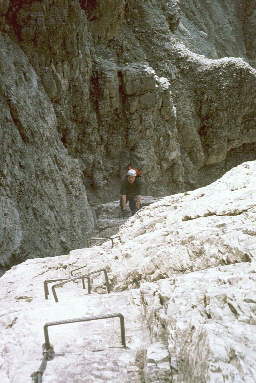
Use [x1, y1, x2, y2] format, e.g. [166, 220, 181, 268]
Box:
[0, 0, 255, 266]
[0, 29, 95, 267]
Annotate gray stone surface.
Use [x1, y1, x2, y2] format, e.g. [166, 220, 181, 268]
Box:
[0, 197, 22, 265]
[0, 0, 256, 265]
[0, 33, 95, 267]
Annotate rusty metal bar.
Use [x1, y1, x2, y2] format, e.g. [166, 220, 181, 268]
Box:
[88, 268, 111, 293]
[32, 314, 126, 381]
[70, 265, 87, 277]
[44, 268, 111, 303]
[89, 235, 121, 248]
[43, 313, 126, 350]
[44, 279, 69, 300]
[70, 267, 111, 293]
[51, 275, 91, 303]
[31, 344, 54, 382]
[44, 275, 88, 300]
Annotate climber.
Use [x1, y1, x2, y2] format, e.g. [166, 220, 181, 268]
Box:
[120, 168, 142, 216]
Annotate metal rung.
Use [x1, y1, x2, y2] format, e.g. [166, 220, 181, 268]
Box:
[31, 344, 54, 383]
[70, 264, 88, 277]
[44, 313, 127, 350]
[89, 235, 121, 248]
[31, 313, 126, 381]
[44, 277, 87, 300]
[70, 265, 88, 277]
[70, 267, 110, 293]
[44, 279, 69, 300]
[87, 268, 111, 293]
[51, 275, 91, 303]
[44, 268, 111, 303]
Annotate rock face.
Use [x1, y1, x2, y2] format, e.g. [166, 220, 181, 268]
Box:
[0, 33, 95, 267]
[0, 161, 256, 382]
[0, 0, 256, 265]
[141, 263, 256, 383]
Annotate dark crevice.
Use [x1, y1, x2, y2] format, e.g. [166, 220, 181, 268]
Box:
[6, 0, 36, 40]
[198, 124, 208, 138]
[59, 125, 69, 150]
[227, 302, 239, 318]
[159, 295, 165, 306]
[60, 133, 68, 148]
[8, 102, 29, 144]
[90, 70, 102, 115]
[117, 70, 129, 145]
[79, 0, 98, 21]
[182, 208, 250, 222]
[117, 70, 127, 104]
[241, 253, 251, 263]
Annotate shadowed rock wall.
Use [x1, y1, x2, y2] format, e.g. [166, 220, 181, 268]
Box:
[0, 0, 255, 265]
[0, 30, 95, 267]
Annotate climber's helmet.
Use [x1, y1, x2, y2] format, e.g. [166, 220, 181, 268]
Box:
[127, 169, 136, 183]
[127, 169, 137, 177]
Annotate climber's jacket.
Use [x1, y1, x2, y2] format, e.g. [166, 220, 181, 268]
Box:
[120, 177, 142, 199]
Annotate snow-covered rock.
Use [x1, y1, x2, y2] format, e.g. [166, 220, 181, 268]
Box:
[0, 161, 256, 382]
